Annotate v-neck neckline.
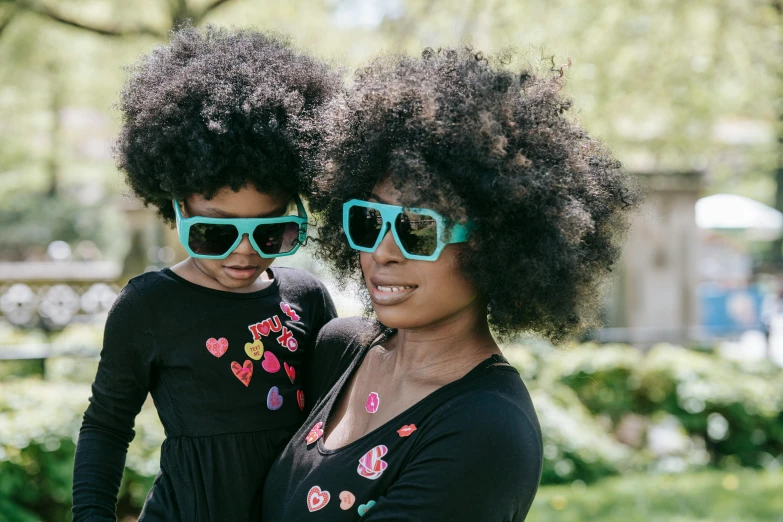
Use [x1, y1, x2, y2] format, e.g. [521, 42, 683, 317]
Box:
[316, 329, 510, 455]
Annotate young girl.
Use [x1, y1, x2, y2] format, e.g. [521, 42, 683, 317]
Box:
[72, 26, 339, 522]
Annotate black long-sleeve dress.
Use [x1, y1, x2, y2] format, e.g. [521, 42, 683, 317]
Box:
[72, 267, 336, 522]
[262, 317, 543, 521]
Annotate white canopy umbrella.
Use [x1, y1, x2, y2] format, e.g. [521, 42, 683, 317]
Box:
[695, 194, 783, 240]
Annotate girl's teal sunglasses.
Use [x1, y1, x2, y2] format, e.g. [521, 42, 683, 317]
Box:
[173, 196, 308, 259]
[342, 199, 471, 261]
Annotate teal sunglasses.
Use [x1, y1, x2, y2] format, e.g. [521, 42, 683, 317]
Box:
[342, 199, 471, 261]
[173, 196, 308, 259]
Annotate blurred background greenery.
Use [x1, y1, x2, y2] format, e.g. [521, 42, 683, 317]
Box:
[1, 0, 782, 521]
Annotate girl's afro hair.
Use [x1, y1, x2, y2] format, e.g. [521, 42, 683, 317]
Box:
[115, 24, 340, 224]
[309, 47, 643, 342]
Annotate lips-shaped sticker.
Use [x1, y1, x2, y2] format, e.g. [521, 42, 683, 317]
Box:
[397, 424, 417, 437]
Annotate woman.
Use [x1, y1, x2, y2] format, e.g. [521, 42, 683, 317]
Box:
[262, 47, 641, 521]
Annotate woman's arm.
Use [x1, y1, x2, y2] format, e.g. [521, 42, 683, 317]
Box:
[72, 283, 156, 522]
[364, 393, 543, 522]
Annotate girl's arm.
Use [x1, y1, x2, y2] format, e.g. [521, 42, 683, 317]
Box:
[72, 283, 156, 522]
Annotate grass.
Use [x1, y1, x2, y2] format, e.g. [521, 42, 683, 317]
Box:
[529, 469, 783, 522]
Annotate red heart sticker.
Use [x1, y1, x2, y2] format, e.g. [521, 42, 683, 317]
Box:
[284, 362, 296, 383]
[307, 485, 330, 512]
[261, 351, 280, 373]
[231, 360, 253, 387]
[206, 337, 228, 358]
[305, 422, 324, 445]
[397, 424, 417, 437]
[297, 389, 305, 411]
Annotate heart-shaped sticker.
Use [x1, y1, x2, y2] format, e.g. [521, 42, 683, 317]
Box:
[357, 444, 388, 480]
[305, 422, 324, 445]
[365, 392, 380, 414]
[397, 424, 417, 437]
[261, 351, 280, 373]
[244, 340, 264, 360]
[339, 491, 355, 510]
[297, 389, 305, 411]
[231, 360, 253, 387]
[206, 337, 228, 358]
[307, 485, 330, 512]
[258, 321, 271, 337]
[267, 386, 283, 410]
[358, 500, 376, 517]
[284, 362, 296, 383]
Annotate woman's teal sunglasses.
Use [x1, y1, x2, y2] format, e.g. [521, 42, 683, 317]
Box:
[173, 196, 308, 259]
[342, 199, 471, 261]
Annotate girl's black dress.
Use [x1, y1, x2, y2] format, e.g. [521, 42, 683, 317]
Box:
[72, 267, 336, 522]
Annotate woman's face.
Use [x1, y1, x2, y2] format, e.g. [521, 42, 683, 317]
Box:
[360, 178, 480, 330]
[181, 185, 291, 290]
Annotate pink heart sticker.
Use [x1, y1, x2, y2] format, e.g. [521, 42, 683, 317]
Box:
[305, 422, 324, 445]
[231, 360, 253, 387]
[297, 389, 305, 411]
[307, 486, 330, 512]
[206, 337, 228, 358]
[261, 351, 280, 373]
[284, 362, 296, 383]
[357, 444, 388, 480]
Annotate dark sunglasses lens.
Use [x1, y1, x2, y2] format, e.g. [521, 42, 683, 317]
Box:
[348, 206, 384, 248]
[395, 212, 438, 257]
[188, 223, 239, 256]
[253, 222, 301, 255]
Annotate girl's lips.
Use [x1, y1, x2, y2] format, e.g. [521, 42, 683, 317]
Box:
[369, 284, 418, 306]
[223, 266, 259, 280]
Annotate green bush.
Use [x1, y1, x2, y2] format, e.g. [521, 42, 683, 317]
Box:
[0, 379, 163, 521]
[526, 342, 783, 469]
[530, 383, 648, 484]
[640, 344, 783, 467]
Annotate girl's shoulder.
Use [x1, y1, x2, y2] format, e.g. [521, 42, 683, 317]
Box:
[273, 266, 330, 298]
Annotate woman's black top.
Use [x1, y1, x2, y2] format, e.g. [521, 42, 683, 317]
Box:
[262, 317, 543, 521]
[72, 267, 336, 522]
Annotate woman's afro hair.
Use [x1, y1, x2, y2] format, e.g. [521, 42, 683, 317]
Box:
[310, 47, 643, 342]
[115, 24, 340, 224]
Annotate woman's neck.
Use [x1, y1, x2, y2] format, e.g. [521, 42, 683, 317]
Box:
[378, 304, 500, 385]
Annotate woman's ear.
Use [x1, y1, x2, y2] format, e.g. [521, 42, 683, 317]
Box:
[178, 200, 189, 218]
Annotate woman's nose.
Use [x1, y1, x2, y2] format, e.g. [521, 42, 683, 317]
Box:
[371, 224, 404, 264]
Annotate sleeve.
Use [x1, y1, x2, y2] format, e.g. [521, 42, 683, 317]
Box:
[72, 282, 157, 522]
[304, 317, 379, 410]
[363, 395, 543, 522]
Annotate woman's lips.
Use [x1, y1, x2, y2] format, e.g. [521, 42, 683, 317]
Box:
[223, 265, 259, 280]
[369, 284, 418, 306]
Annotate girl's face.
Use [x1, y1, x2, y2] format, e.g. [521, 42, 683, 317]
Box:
[180, 185, 291, 291]
[360, 178, 481, 330]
